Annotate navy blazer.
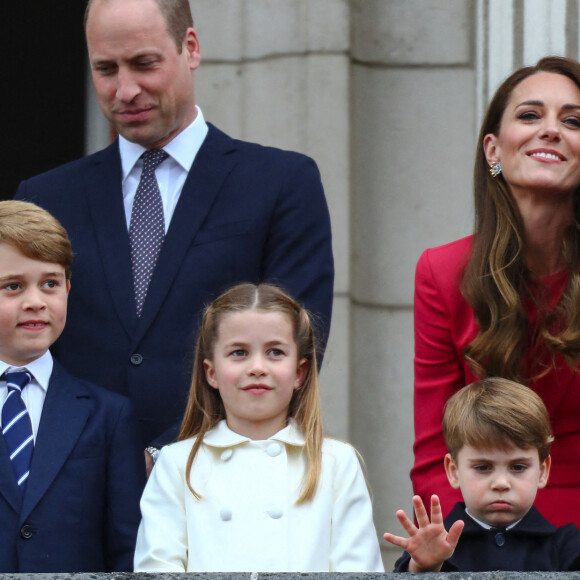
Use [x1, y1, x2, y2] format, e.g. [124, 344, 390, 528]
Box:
[394, 502, 580, 572]
[15, 124, 334, 446]
[0, 361, 145, 572]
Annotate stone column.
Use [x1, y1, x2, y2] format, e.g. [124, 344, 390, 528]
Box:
[349, 0, 475, 567]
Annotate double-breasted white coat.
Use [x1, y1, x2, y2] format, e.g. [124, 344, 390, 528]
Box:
[134, 420, 384, 572]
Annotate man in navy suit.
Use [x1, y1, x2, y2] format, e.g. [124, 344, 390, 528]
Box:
[16, 0, 334, 459]
[0, 201, 144, 572]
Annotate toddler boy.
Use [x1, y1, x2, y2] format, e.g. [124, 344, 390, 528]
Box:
[385, 377, 580, 571]
[0, 201, 144, 572]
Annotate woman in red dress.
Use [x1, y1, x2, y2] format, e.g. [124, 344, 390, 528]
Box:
[412, 56, 580, 527]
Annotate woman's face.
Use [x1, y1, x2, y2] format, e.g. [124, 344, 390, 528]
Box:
[484, 72, 580, 201]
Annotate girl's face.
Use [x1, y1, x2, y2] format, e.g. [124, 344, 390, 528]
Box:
[484, 71, 580, 202]
[204, 309, 307, 440]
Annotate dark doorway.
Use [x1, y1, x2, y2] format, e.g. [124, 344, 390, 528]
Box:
[5, 2, 88, 200]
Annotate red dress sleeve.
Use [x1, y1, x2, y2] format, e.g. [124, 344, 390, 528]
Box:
[411, 238, 478, 516]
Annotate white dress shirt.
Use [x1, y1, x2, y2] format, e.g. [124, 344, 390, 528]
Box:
[119, 105, 209, 232]
[0, 351, 53, 441]
[135, 419, 384, 573]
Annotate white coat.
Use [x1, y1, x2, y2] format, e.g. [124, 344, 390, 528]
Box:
[134, 420, 384, 572]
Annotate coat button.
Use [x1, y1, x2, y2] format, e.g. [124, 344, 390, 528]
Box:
[267, 507, 283, 519]
[266, 442, 281, 457]
[20, 524, 34, 539]
[220, 508, 232, 521]
[494, 532, 505, 547]
[220, 449, 233, 461]
[130, 353, 143, 366]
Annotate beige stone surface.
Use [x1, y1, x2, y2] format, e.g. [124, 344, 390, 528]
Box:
[351, 0, 472, 64]
[195, 63, 244, 137]
[193, 0, 244, 61]
[319, 296, 350, 440]
[244, 0, 307, 59]
[305, 55, 350, 294]
[350, 305, 415, 559]
[351, 66, 475, 306]
[306, 0, 349, 52]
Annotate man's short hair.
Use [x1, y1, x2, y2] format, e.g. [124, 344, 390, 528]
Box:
[0, 201, 73, 279]
[443, 377, 554, 462]
[85, 0, 194, 52]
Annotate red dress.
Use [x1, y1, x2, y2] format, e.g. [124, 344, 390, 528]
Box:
[412, 235, 580, 527]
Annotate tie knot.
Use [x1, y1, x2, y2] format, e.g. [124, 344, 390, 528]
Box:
[141, 149, 168, 173]
[4, 371, 32, 393]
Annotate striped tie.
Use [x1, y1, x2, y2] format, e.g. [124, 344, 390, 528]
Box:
[129, 148, 169, 317]
[2, 371, 34, 492]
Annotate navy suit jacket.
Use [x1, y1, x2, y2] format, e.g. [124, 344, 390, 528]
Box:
[16, 123, 334, 446]
[0, 361, 145, 572]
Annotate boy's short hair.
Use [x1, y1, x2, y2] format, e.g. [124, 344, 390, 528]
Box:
[443, 377, 554, 462]
[0, 201, 73, 279]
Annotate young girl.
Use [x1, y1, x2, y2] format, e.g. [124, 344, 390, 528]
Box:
[134, 283, 384, 572]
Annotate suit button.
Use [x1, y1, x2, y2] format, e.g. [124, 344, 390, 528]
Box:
[494, 532, 505, 547]
[266, 442, 282, 457]
[130, 353, 143, 366]
[20, 524, 34, 539]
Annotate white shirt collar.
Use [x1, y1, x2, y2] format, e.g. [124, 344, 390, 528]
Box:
[465, 507, 521, 531]
[118, 105, 208, 181]
[203, 419, 306, 448]
[0, 350, 53, 393]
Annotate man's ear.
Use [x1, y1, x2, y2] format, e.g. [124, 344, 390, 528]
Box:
[183, 28, 201, 71]
[444, 453, 461, 490]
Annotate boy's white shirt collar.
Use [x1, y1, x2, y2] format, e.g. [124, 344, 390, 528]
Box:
[203, 418, 306, 448]
[0, 350, 53, 392]
[119, 105, 208, 180]
[465, 506, 521, 531]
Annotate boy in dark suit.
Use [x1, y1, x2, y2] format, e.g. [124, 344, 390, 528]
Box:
[385, 377, 580, 572]
[0, 200, 145, 572]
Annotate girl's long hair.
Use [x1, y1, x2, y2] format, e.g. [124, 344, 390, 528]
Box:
[178, 283, 323, 504]
[463, 56, 580, 381]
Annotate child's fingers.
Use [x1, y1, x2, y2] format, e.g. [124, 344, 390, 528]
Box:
[447, 519, 465, 548]
[429, 494, 443, 524]
[412, 495, 430, 528]
[395, 509, 417, 535]
[383, 532, 408, 549]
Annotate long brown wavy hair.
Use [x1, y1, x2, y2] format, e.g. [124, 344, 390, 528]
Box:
[178, 283, 323, 504]
[462, 56, 580, 381]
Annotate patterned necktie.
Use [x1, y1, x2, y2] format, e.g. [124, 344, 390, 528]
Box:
[129, 148, 169, 316]
[2, 371, 34, 492]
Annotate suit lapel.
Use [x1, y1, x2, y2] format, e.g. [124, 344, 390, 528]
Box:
[135, 124, 238, 338]
[86, 141, 138, 337]
[20, 363, 91, 521]
[0, 434, 22, 513]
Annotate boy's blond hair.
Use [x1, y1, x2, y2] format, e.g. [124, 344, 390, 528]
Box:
[443, 378, 554, 462]
[0, 201, 73, 279]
